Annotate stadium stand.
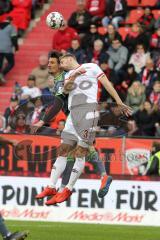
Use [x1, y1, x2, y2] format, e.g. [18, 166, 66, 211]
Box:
[0, 0, 76, 114]
[0, 0, 159, 137]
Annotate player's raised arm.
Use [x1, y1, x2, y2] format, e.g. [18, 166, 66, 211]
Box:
[98, 74, 132, 116]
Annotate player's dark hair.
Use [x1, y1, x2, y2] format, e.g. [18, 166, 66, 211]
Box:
[48, 51, 62, 63]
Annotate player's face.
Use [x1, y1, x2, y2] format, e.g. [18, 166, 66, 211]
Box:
[48, 57, 60, 74]
[60, 58, 71, 71]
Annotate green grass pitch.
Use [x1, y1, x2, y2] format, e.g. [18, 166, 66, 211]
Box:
[6, 220, 160, 240]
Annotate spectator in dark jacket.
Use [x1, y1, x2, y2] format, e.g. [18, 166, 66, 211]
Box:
[68, 38, 86, 64]
[116, 64, 138, 101]
[124, 23, 149, 54]
[68, 0, 91, 37]
[102, 0, 127, 28]
[133, 101, 157, 136]
[0, 17, 18, 83]
[102, 24, 122, 50]
[150, 27, 160, 64]
[81, 23, 104, 50]
[138, 7, 155, 34]
[4, 95, 19, 127]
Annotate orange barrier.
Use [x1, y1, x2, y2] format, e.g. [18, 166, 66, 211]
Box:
[0, 134, 159, 176]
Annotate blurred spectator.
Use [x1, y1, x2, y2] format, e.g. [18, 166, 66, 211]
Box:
[4, 95, 19, 127]
[14, 81, 22, 99]
[0, 17, 18, 84]
[0, 0, 12, 16]
[150, 27, 160, 65]
[139, 57, 158, 96]
[125, 81, 146, 113]
[52, 20, 78, 54]
[148, 81, 160, 107]
[150, 27, 160, 51]
[145, 142, 160, 175]
[41, 75, 55, 105]
[124, 23, 149, 54]
[8, 0, 32, 36]
[129, 43, 150, 74]
[21, 74, 41, 102]
[86, 0, 106, 24]
[155, 122, 160, 137]
[29, 96, 45, 125]
[107, 37, 128, 83]
[133, 100, 157, 136]
[102, 0, 127, 28]
[103, 24, 122, 50]
[13, 112, 28, 134]
[116, 64, 138, 101]
[67, 38, 86, 64]
[31, 0, 45, 18]
[87, 39, 108, 64]
[0, 113, 6, 131]
[31, 54, 49, 89]
[4, 110, 29, 134]
[155, 17, 160, 29]
[138, 7, 155, 34]
[127, 120, 140, 136]
[68, 0, 91, 37]
[81, 23, 104, 50]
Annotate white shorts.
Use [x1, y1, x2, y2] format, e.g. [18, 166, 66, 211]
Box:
[61, 103, 99, 148]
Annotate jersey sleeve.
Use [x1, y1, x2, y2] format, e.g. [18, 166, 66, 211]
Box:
[92, 64, 105, 80]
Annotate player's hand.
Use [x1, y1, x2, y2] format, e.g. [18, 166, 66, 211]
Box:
[30, 120, 44, 134]
[119, 103, 133, 117]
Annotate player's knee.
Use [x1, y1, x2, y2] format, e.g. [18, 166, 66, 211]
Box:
[74, 146, 88, 158]
[58, 144, 72, 157]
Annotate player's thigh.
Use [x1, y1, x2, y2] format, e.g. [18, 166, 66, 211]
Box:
[58, 143, 75, 157]
[74, 145, 89, 158]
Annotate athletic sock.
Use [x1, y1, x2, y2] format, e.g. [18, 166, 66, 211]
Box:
[50, 156, 67, 188]
[61, 160, 75, 187]
[94, 152, 107, 177]
[66, 157, 85, 191]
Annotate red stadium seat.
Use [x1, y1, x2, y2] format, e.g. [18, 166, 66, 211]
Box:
[140, 0, 157, 7]
[127, 0, 140, 7]
[118, 27, 131, 40]
[152, 10, 160, 20]
[98, 26, 107, 35]
[125, 9, 144, 24]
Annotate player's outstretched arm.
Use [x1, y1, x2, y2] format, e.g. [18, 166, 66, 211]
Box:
[99, 75, 132, 116]
[30, 93, 66, 134]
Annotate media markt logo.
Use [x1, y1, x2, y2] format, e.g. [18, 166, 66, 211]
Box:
[125, 148, 150, 175]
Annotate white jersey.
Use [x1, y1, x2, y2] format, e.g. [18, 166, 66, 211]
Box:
[65, 63, 104, 110]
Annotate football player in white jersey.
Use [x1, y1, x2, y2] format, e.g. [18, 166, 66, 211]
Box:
[36, 53, 132, 205]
